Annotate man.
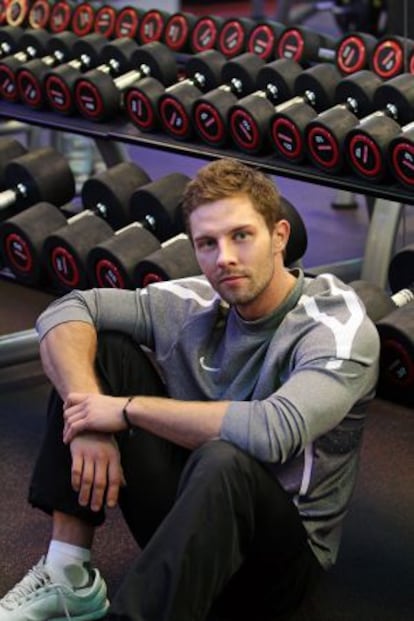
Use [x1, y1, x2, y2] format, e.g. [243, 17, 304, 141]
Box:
[0, 158, 380, 621]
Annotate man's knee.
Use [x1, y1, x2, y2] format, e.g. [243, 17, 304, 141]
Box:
[178, 439, 259, 498]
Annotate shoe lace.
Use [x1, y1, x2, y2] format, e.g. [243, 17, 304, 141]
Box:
[1, 559, 72, 620]
[1, 559, 51, 609]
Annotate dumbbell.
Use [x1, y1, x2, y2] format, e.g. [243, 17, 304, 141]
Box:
[246, 19, 286, 62]
[345, 73, 414, 182]
[92, 3, 118, 40]
[27, 0, 55, 30]
[190, 14, 225, 54]
[70, 1, 97, 38]
[86, 173, 191, 289]
[72, 37, 158, 121]
[0, 161, 150, 287]
[133, 234, 200, 289]
[229, 61, 338, 155]
[269, 64, 357, 162]
[74, 41, 178, 122]
[371, 35, 414, 80]
[42, 167, 190, 292]
[0, 146, 75, 223]
[137, 8, 170, 45]
[350, 280, 413, 324]
[5, 0, 31, 28]
[0, 0, 8, 25]
[389, 122, 414, 189]
[111, 5, 144, 41]
[191, 52, 267, 147]
[0, 28, 51, 101]
[350, 273, 414, 408]
[162, 50, 268, 141]
[0, 25, 26, 59]
[162, 11, 198, 53]
[0, 137, 28, 188]
[134, 194, 308, 289]
[15, 31, 79, 109]
[43, 33, 109, 115]
[217, 16, 258, 59]
[48, 0, 75, 34]
[125, 49, 225, 137]
[305, 70, 383, 173]
[388, 244, 414, 296]
[376, 301, 414, 407]
[275, 26, 337, 66]
[278, 26, 379, 77]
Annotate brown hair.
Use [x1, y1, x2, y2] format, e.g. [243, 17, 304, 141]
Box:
[182, 158, 282, 234]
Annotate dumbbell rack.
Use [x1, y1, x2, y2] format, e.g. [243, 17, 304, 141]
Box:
[0, 98, 412, 367]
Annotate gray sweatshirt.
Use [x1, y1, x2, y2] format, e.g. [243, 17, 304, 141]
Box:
[36, 270, 380, 569]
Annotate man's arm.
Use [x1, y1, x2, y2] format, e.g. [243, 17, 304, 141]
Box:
[63, 392, 230, 449]
[40, 321, 124, 511]
[39, 321, 100, 399]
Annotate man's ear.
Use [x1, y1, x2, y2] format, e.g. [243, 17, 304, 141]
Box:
[272, 219, 291, 255]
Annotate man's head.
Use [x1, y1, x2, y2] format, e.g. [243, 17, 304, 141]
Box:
[182, 158, 284, 236]
[182, 159, 295, 320]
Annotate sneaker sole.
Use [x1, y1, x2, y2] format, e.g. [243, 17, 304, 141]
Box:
[48, 599, 110, 621]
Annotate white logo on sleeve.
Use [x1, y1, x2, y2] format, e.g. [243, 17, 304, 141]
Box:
[301, 275, 364, 359]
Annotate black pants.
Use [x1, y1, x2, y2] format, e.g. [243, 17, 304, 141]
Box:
[29, 332, 322, 621]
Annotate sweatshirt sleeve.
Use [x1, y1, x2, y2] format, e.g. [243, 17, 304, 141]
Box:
[220, 276, 381, 463]
[36, 288, 155, 347]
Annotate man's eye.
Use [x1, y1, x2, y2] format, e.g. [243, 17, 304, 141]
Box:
[234, 231, 249, 241]
[197, 239, 215, 250]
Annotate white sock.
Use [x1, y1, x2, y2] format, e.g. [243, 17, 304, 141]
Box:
[46, 540, 91, 588]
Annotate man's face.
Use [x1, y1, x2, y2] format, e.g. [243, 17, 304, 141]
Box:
[190, 195, 288, 320]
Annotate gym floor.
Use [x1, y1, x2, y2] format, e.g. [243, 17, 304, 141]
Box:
[1, 2, 414, 620]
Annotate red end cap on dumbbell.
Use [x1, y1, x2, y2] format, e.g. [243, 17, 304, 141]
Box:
[271, 111, 306, 162]
[217, 17, 255, 58]
[94, 5, 117, 39]
[138, 9, 168, 44]
[247, 20, 285, 61]
[193, 98, 229, 146]
[114, 6, 142, 40]
[229, 104, 264, 153]
[28, 0, 52, 30]
[49, 1, 74, 34]
[390, 127, 414, 188]
[158, 95, 192, 139]
[190, 15, 223, 54]
[0, 202, 68, 285]
[377, 310, 414, 407]
[71, 2, 95, 37]
[346, 130, 385, 180]
[371, 36, 413, 79]
[6, 0, 30, 27]
[163, 12, 196, 52]
[0, 0, 9, 25]
[125, 77, 165, 131]
[336, 32, 378, 75]
[306, 124, 342, 171]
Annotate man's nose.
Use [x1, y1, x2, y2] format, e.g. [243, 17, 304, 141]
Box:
[216, 240, 237, 266]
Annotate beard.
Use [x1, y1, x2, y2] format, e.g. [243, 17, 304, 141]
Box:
[214, 262, 275, 310]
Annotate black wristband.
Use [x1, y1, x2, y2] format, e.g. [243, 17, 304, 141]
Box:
[122, 396, 134, 432]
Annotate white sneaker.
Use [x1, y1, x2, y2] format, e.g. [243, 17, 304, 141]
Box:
[0, 556, 109, 620]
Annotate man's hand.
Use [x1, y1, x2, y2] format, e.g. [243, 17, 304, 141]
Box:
[69, 432, 125, 512]
[63, 393, 128, 443]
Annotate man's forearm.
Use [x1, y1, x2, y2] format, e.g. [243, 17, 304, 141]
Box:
[39, 321, 101, 399]
[124, 395, 230, 449]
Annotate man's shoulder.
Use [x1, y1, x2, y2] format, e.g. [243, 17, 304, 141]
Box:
[145, 275, 220, 308]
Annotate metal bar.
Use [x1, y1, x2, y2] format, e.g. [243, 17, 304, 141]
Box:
[0, 328, 39, 368]
[360, 199, 404, 289]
